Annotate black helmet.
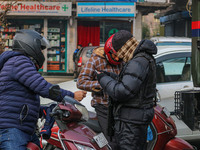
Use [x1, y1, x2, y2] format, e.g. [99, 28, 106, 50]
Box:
[12, 29, 50, 69]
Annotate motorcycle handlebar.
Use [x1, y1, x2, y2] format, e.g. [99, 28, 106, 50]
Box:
[50, 110, 62, 117]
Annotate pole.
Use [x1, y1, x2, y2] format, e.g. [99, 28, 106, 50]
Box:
[191, 0, 200, 87]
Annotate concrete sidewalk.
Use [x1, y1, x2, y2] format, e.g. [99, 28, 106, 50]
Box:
[43, 76, 74, 84]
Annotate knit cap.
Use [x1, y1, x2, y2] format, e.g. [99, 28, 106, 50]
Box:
[112, 30, 133, 51]
[112, 30, 139, 62]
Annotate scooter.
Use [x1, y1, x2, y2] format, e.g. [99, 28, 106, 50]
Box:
[147, 104, 194, 150]
[82, 104, 195, 150]
[40, 85, 110, 150]
[41, 103, 194, 150]
[40, 85, 194, 150]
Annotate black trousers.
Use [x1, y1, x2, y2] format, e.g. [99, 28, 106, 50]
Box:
[94, 104, 119, 150]
[114, 120, 148, 150]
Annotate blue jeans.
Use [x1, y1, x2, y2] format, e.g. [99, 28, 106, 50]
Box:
[0, 128, 40, 150]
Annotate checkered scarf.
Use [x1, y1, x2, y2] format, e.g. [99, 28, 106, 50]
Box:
[116, 37, 139, 62]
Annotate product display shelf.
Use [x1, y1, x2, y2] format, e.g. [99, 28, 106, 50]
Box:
[0, 27, 19, 51]
[47, 27, 66, 71]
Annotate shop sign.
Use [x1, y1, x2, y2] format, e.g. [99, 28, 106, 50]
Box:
[77, 2, 135, 17]
[0, 1, 71, 16]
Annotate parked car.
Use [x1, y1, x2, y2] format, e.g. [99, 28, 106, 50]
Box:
[73, 46, 100, 79]
[150, 36, 191, 46]
[155, 45, 193, 112]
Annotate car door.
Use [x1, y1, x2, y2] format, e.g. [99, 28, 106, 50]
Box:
[156, 52, 193, 102]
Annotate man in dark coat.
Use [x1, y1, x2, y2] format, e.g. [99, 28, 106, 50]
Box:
[0, 29, 86, 150]
[97, 30, 157, 150]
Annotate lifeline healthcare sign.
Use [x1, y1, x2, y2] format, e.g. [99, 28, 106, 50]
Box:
[77, 2, 135, 17]
[0, 1, 71, 16]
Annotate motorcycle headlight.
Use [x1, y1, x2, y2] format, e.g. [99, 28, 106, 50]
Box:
[75, 104, 89, 121]
[74, 143, 95, 150]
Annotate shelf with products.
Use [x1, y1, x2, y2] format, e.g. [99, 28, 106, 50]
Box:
[47, 22, 66, 71]
[0, 27, 19, 50]
[47, 61, 65, 64]
[46, 19, 67, 72]
[1, 22, 43, 51]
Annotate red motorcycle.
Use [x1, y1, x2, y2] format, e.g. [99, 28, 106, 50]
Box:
[147, 104, 194, 150]
[40, 89, 110, 150]
[39, 85, 194, 150]
[82, 104, 195, 150]
[41, 104, 194, 150]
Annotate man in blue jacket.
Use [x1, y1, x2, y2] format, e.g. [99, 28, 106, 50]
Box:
[0, 29, 86, 150]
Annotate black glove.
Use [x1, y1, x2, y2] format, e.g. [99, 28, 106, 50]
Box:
[97, 72, 106, 82]
[92, 87, 104, 96]
[101, 71, 118, 80]
[101, 71, 110, 76]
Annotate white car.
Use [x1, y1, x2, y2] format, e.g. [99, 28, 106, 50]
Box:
[154, 46, 200, 141]
[155, 45, 193, 112]
[150, 36, 191, 46]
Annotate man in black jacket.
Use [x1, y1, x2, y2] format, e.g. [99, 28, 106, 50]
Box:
[97, 30, 157, 150]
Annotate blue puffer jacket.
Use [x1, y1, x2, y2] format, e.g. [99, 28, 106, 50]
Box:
[0, 51, 74, 135]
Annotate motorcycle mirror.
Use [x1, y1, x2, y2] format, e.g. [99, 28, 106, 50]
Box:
[49, 85, 61, 99]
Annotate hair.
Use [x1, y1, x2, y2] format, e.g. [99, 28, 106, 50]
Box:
[78, 44, 82, 47]
[88, 43, 92, 46]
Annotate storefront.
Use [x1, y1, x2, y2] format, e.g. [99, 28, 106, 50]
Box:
[76, 1, 137, 47]
[0, 1, 71, 73]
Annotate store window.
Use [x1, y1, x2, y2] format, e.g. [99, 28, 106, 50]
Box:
[0, 19, 67, 72]
[1, 19, 43, 51]
[47, 19, 67, 72]
[100, 21, 132, 45]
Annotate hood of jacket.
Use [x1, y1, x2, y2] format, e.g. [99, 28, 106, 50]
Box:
[93, 46, 105, 58]
[0, 51, 23, 71]
[133, 39, 157, 57]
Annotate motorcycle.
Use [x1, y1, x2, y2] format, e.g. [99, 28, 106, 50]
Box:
[41, 103, 195, 150]
[81, 104, 195, 150]
[40, 85, 110, 150]
[147, 104, 194, 150]
[39, 85, 194, 150]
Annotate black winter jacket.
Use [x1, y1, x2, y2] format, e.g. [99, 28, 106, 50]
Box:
[98, 39, 157, 124]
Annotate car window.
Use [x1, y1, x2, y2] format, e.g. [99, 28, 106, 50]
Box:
[156, 57, 191, 83]
[86, 48, 94, 58]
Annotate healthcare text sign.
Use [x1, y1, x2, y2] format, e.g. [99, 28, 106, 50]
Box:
[77, 2, 135, 17]
[0, 1, 71, 16]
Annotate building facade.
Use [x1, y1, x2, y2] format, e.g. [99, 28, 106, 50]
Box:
[0, 0, 171, 74]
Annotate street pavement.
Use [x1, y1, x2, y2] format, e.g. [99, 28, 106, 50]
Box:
[43, 76, 74, 84]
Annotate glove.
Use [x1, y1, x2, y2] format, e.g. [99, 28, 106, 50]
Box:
[92, 87, 104, 96]
[102, 71, 118, 80]
[97, 72, 106, 82]
[101, 71, 110, 76]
